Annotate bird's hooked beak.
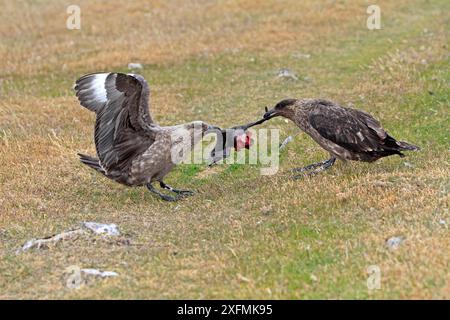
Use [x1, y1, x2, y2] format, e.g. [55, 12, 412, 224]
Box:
[263, 106, 279, 119]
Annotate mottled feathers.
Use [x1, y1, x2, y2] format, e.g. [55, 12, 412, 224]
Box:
[305, 100, 419, 160]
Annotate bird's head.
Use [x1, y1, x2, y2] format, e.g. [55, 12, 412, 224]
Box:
[263, 98, 298, 120]
[188, 121, 221, 138]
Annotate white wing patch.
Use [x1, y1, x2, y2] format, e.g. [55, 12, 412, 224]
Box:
[356, 131, 365, 141]
[90, 73, 108, 103]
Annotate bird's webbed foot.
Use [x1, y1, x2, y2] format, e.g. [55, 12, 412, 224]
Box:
[147, 183, 180, 202]
[291, 160, 328, 173]
[159, 181, 195, 197]
[293, 157, 336, 179]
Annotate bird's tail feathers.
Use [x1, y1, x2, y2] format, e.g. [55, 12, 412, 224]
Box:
[78, 153, 106, 174]
[396, 141, 420, 151]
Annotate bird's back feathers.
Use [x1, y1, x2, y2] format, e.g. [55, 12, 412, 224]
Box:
[301, 99, 419, 161]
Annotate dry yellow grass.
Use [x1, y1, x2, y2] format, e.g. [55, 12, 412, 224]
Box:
[0, 0, 449, 299]
[0, 0, 415, 76]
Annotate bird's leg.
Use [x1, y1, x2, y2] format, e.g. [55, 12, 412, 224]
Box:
[146, 183, 178, 202]
[291, 158, 330, 173]
[159, 181, 195, 196]
[310, 157, 336, 174]
[293, 157, 336, 179]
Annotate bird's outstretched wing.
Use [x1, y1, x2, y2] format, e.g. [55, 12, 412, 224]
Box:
[74, 73, 156, 173]
[307, 101, 393, 154]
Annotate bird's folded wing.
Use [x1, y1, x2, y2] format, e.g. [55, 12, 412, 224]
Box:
[308, 105, 388, 153]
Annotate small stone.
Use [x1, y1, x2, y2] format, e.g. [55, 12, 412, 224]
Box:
[127, 62, 143, 70]
[403, 162, 414, 168]
[292, 53, 311, 59]
[17, 228, 85, 253]
[17, 222, 122, 254]
[83, 222, 120, 236]
[277, 68, 298, 81]
[310, 274, 318, 282]
[386, 236, 404, 250]
[81, 268, 119, 278]
[64, 266, 119, 289]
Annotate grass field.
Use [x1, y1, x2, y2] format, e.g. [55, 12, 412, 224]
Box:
[0, 0, 449, 299]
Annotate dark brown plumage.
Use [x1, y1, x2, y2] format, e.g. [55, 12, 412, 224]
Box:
[75, 72, 218, 201]
[264, 98, 419, 175]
